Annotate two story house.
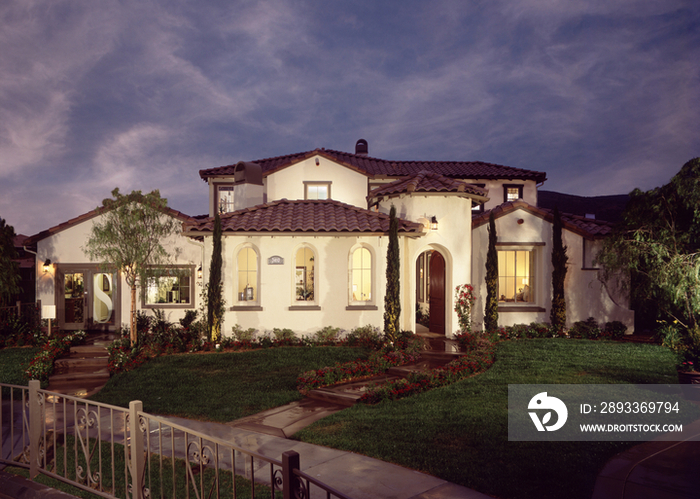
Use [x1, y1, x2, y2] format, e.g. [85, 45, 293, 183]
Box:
[27, 139, 633, 339]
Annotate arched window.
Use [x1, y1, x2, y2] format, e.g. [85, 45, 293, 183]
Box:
[294, 246, 315, 302]
[350, 247, 372, 303]
[236, 246, 258, 304]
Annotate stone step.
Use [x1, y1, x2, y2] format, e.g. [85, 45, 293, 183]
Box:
[49, 370, 110, 384]
[68, 345, 109, 358]
[54, 357, 109, 374]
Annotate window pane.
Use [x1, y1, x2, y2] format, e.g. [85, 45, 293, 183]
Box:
[498, 250, 533, 303]
[237, 248, 257, 301]
[351, 248, 372, 302]
[218, 186, 234, 213]
[306, 184, 329, 200]
[295, 248, 314, 301]
[145, 271, 191, 305]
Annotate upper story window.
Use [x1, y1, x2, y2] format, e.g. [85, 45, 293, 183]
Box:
[504, 185, 523, 203]
[304, 182, 331, 200]
[143, 267, 192, 308]
[498, 250, 533, 303]
[350, 247, 372, 303]
[217, 185, 235, 213]
[236, 246, 259, 304]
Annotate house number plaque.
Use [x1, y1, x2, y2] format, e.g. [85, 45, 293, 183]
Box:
[268, 255, 284, 265]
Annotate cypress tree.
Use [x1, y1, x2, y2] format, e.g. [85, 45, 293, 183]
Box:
[550, 207, 568, 333]
[384, 205, 401, 343]
[484, 212, 499, 332]
[207, 213, 224, 343]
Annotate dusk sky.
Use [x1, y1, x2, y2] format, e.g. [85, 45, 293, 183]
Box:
[1, 0, 698, 236]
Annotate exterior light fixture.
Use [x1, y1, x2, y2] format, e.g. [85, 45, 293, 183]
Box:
[43, 259, 52, 273]
[430, 216, 438, 231]
[197, 265, 203, 280]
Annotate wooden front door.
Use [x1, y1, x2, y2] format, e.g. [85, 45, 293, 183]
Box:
[429, 252, 445, 335]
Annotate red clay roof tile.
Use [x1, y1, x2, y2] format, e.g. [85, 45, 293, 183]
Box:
[183, 199, 424, 235]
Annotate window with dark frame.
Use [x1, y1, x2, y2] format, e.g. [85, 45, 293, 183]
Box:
[503, 184, 523, 203]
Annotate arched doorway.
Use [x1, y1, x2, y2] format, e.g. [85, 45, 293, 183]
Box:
[415, 249, 446, 336]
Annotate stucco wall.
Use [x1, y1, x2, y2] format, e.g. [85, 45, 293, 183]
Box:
[471, 207, 634, 332]
[210, 233, 389, 337]
[265, 155, 369, 207]
[35, 212, 203, 329]
[377, 194, 473, 337]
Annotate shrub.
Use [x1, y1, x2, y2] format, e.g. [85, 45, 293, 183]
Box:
[570, 317, 601, 339]
[24, 331, 86, 383]
[454, 284, 476, 333]
[603, 321, 627, 339]
[344, 325, 383, 349]
[231, 324, 257, 342]
[313, 326, 341, 344]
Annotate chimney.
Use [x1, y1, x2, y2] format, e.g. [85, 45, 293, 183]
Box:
[355, 139, 368, 156]
[233, 161, 264, 210]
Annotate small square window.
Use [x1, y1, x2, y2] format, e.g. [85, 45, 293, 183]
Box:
[504, 185, 523, 203]
[305, 182, 331, 200]
[144, 269, 192, 307]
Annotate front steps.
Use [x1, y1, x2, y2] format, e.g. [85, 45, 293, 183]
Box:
[47, 333, 114, 398]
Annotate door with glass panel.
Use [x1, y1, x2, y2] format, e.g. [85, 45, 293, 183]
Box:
[59, 267, 118, 331]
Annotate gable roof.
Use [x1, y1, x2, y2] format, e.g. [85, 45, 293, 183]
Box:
[25, 205, 196, 245]
[367, 170, 489, 206]
[200, 148, 547, 183]
[183, 199, 424, 236]
[472, 200, 614, 239]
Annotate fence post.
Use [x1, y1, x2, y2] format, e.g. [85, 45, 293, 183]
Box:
[282, 450, 301, 499]
[28, 380, 41, 479]
[129, 400, 145, 499]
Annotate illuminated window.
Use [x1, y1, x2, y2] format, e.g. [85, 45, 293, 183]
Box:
[144, 269, 192, 306]
[350, 247, 372, 303]
[504, 185, 523, 202]
[295, 247, 316, 301]
[304, 182, 331, 200]
[236, 247, 258, 303]
[498, 250, 533, 303]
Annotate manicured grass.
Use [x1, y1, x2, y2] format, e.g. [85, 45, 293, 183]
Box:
[0, 346, 39, 396]
[90, 346, 370, 421]
[295, 339, 687, 499]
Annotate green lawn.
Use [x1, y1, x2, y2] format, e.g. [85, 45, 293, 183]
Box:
[295, 339, 686, 499]
[90, 346, 370, 421]
[0, 346, 39, 395]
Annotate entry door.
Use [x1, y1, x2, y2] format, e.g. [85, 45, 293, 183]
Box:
[429, 252, 446, 335]
[59, 268, 118, 331]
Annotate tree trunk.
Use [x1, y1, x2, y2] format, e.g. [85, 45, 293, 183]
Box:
[130, 284, 137, 347]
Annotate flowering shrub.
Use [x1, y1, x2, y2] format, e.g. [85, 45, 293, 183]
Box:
[297, 349, 420, 394]
[359, 342, 496, 404]
[454, 284, 476, 333]
[24, 331, 86, 382]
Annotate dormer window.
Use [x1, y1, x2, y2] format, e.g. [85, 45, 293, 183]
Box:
[304, 181, 331, 200]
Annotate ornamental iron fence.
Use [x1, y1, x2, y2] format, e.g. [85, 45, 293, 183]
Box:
[1, 381, 351, 499]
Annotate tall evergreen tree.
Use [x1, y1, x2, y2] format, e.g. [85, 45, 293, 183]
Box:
[384, 205, 401, 343]
[550, 207, 569, 332]
[0, 217, 21, 306]
[207, 213, 225, 343]
[484, 212, 499, 332]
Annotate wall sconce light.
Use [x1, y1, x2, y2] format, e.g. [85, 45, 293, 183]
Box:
[197, 265, 203, 280]
[43, 259, 51, 273]
[430, 216, 438, 231]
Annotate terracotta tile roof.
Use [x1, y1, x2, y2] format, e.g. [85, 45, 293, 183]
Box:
[183, 199, 424, 235]
[472, 200, 614, 239]
[25, 206, 195, 244]
[367, 170, 489, 204]
[200, 148, 547, 183]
